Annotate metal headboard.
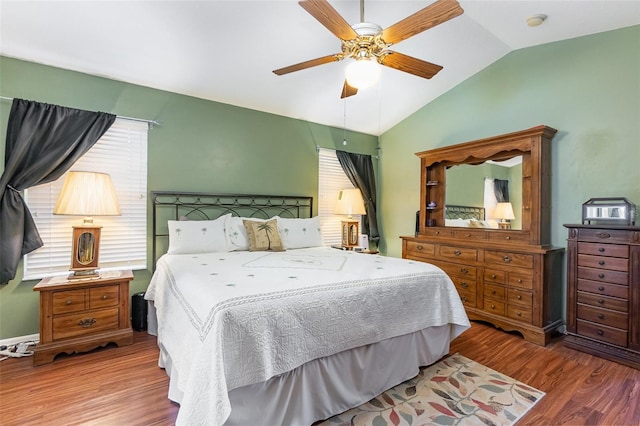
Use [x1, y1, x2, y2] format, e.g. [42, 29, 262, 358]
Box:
[151, 191, 313, 265]
[445, 205, 485, 220]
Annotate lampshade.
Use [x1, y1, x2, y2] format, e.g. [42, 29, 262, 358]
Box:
[493, 202, 516, 221]
[345, 58, 380, 90]
[54, 171, 121, 217]
[335, 188, 366, 217]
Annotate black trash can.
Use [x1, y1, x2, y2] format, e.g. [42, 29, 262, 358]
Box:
[131, 292, 148, 331]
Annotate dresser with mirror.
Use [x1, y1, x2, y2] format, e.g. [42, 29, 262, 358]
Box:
[401, 126, 564, 346]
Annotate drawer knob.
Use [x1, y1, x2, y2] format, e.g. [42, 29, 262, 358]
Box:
[598, 299, 605, 304]
[78, 318, 97, 328]
[65, 300, 72, 305]
[435, 231, 440, 235]
[506, 236, 511, 240]
[596, 232, 611, 239]
[516, 311, 522, 316]
[454, 250, 462, 256]
[517, 279, 523, 283]
[465, 233, 471, 237]
[598, 314, 604, 319]
[599, 261, 605, 266]
[491, 274, 496, 279]
[460, 268, 469, 274]
[417, 245, 423, 250]
[461, 296, 468, 302]
[101, 295, 108, 300]
[490, 304, 496, 309]
[598, 248, 605, 252]
[598, 273, 605, 279]
[491, 290, 496, 295]
[598, 286, 605, 291]
[517, 295, 522, 300]
[503, 256, 512, 263]
[461, 282, 468, 289]
[597, 330, 604, 336]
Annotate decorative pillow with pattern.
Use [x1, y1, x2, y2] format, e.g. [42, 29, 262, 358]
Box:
[225, 216, 270, 251]
[167, 214, 230, 254]
[242, 219, 285, 252]
[276, 216, 323, 249]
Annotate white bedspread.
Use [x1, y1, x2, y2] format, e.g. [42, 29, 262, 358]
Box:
[146, 247, 469, 425]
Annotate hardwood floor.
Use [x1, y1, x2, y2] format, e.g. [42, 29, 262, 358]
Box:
[1, 322, 638, 425]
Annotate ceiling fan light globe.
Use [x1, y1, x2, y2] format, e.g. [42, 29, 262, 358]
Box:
[345, 59, 380, 90]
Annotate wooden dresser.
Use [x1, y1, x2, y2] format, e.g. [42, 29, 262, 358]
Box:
[401, 126, 564, 346]
[33, 270, 134, 366]
[564, 224, 640, 369]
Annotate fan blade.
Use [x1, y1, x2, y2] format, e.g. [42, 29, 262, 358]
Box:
[340, 80, 358, 98]
[380, 51, 443, 79]
[273, 54, 341, 75]
[380, 0, 463, 45]
[299, 0, 359, 41]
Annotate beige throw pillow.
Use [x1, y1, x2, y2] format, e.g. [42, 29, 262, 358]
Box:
[242, 219, 285, 252]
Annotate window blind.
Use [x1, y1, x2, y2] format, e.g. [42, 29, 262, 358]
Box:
[318, 148, 361, 246]
[23, 118, 148, 280]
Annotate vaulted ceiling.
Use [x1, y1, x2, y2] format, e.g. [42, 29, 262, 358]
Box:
[1, 1, 639, 135]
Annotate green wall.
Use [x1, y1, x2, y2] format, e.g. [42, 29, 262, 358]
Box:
[0, 56, 378, 339]
[379, 25, 640, 258]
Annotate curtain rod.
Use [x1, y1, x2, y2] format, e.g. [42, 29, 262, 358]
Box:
[0, 96, 161, 128]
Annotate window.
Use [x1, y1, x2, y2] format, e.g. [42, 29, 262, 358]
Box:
[23, 118, 148, 280]
[317, 148, 362, 246]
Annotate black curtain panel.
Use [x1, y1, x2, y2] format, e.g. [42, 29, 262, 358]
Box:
[493, 179, 510, 202]
[336, 150, 380, 243]
[0, 99, 115, 283]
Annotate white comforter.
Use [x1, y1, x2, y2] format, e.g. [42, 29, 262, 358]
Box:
[146, 247, 469, 425]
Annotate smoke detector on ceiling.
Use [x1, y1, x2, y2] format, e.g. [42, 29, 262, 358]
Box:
[527, 14, 547, 27]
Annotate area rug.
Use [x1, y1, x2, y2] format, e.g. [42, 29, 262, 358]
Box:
[319, 353, 544, 426]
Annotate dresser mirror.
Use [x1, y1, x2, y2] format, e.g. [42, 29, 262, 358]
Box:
[445, 156, 523, 230]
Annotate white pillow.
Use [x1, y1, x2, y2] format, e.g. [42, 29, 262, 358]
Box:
[225, 216, 269, 251]
[276, 216, 323, 249]
[167, 214, 230, 254]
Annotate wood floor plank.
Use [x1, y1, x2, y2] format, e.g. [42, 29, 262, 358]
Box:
[1, 322, 638, 425]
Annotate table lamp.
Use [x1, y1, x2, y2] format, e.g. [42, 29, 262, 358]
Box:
[54, 171, 121, 278]
[334, 188, 366, 248]
[493, 202, 516, 230]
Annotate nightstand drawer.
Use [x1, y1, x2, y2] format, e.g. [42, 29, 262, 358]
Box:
[53, 308, 120, 340]
[52, 289, 86, 315]
[89, 285, 119, 309]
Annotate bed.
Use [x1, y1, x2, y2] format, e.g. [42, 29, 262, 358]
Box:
[146, 191, 470, 425]
[444, 205, 499, 228]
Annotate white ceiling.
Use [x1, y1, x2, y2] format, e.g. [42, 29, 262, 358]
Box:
[1, 1, 639, 135]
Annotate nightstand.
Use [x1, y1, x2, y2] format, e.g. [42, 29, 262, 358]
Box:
[33, 270, 134, 366]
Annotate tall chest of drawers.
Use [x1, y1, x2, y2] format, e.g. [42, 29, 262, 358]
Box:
[402, 235, 564, 346]
[564, 225, 640, 369]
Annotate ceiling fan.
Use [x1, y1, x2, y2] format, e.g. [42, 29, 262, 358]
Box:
[273, 0, 464, 98]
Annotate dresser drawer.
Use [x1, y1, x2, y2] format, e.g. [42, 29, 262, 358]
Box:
[52, 289, 86, 315]
[577, 304, 628, 330]
[484, 283, 505, 300]
[52, 308, 120, 340]
[421, 228, 452, 238]
[89, 285, 119, 309]
[578, 254, 629, 272]
[484, 269, 506, 284]
[577, 279, 629, 299]
[507, 304, 532, 323]
[452, 230, 487, 241]
[485, 250, 534, 269]
[508, 288, 533, 307]
[578, 242, 628, 258]
[451, 276, 476, 293]
[577, 291, 628, 313]
[458, 289, 477, 308]
[577, 267, 628, 285]
[577, 228, 634, 244]
[430, 260, 477, 279]
[439, 245, 478, 262]
[577, 320, 628, 347]
[487, 231, 531, 243]
[404, 241, 435, 256]
[508, 272, 533, 290]
[484, 298, 506, 316]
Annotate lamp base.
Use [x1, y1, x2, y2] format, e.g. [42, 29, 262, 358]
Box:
[498, 221, 511, 230]
[68, 269, 100, 280]
[341, 220, 360, 248]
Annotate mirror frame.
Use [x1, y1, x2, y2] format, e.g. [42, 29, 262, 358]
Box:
[416, 125, 557, 246]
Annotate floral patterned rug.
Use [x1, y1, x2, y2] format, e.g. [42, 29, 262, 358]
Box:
[319, 353, 544, 426]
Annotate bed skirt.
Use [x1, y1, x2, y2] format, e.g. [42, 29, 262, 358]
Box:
[149, 302, 457, 426]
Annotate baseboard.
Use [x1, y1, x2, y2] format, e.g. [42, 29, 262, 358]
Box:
[0, 333, 39, 347]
